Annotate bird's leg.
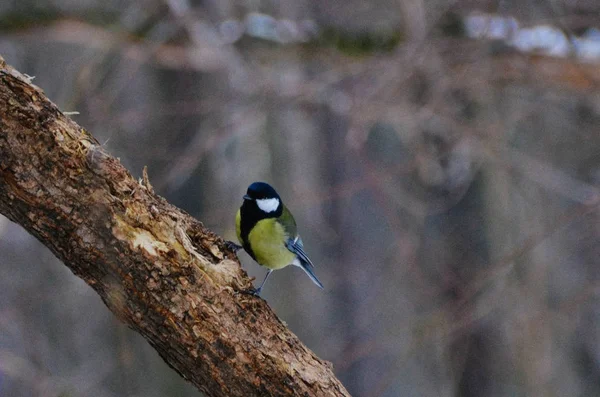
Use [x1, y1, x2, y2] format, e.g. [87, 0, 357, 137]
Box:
[224, 240, 242, 252]
[253, 270, 273, 296]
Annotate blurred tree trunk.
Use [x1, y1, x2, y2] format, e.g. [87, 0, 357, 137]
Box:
[0, 55, 350, 397]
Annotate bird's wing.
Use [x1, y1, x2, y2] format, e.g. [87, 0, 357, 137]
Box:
[280, 206, 323, 288]
[279, 204, 298, 239]
[285, 236, 314, 269]
[279, 204, 313, 268]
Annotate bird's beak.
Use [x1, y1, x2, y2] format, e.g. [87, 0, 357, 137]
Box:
[243, 194, 251, 200]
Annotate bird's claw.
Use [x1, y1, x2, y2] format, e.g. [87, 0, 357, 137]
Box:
[224, 240, 242, 253]
[240, 286, 262, 297]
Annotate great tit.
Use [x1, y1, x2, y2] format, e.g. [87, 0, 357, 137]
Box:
[234, 182, 324, 295]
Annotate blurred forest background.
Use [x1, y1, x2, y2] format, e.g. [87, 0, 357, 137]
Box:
[1, 0, 600, 396]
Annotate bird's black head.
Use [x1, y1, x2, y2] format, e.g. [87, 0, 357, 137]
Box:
[242, 182, 282, 216]
[245, 182, 280, 201]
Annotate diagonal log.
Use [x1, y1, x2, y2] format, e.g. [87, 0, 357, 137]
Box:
[0, 55, 350, 397]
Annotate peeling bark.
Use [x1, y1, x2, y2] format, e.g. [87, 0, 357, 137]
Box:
[0, 55, 350, 397]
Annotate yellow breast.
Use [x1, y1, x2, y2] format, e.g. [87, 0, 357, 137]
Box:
[247, 218, 295, 269]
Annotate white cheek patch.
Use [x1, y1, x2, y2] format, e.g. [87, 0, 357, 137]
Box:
[256, 198, 280, 213]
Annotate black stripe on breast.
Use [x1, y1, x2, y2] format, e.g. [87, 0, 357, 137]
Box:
[239, 200, 282, 261]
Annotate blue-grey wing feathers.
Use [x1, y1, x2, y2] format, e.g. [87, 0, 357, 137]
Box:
[286, 237, 324, 289]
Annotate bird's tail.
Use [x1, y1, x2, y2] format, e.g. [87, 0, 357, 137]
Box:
[295, 258, 324, 289]
[287, 237, 324, 289]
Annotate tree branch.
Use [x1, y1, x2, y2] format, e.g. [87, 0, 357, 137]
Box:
[0, 55, 350, 397]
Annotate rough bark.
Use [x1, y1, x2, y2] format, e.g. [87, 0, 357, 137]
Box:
[0, 55, 350, 397]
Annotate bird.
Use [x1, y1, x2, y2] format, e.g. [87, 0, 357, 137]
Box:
[233, 182, 324, 295]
